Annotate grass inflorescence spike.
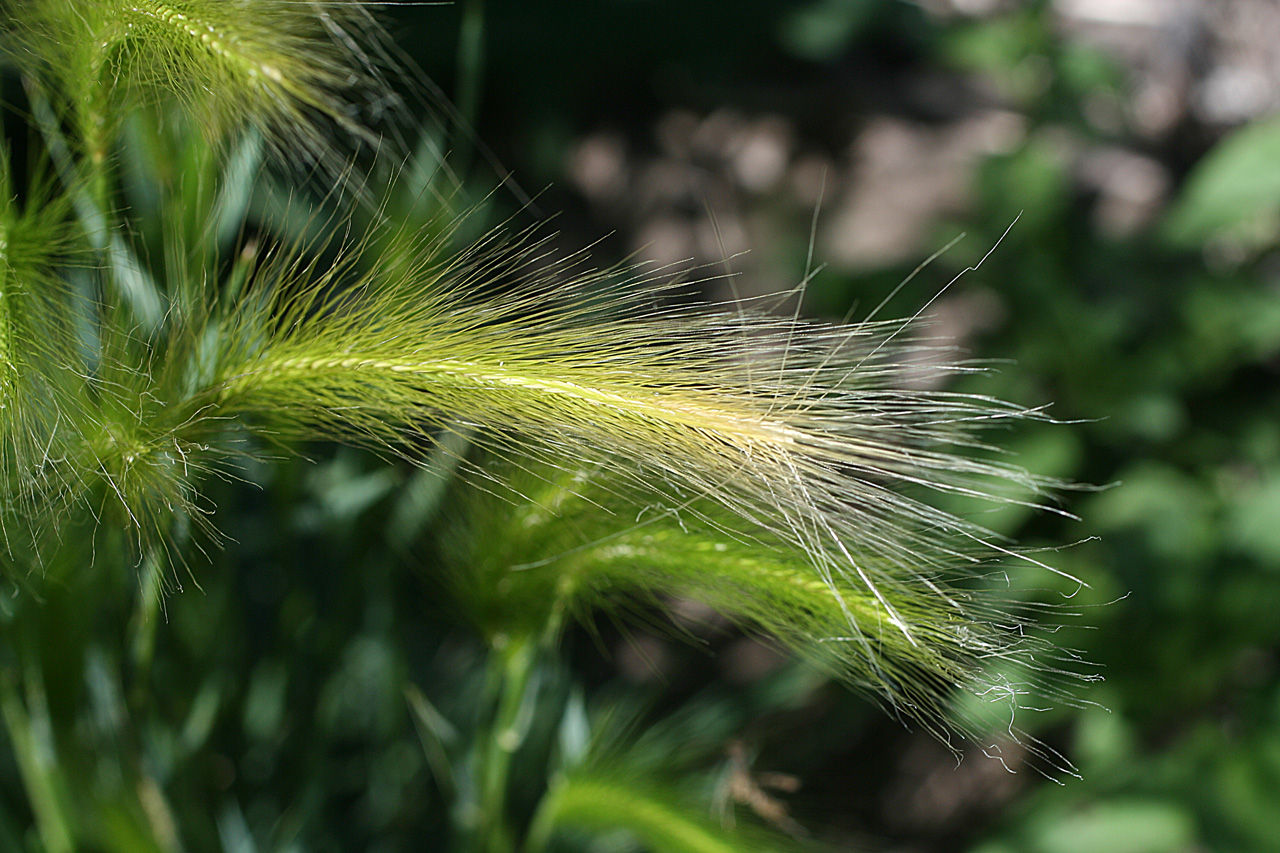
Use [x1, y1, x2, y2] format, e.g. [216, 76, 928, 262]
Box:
[0, 0, 1093, 777]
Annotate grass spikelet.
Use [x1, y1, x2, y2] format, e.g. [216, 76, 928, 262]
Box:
[213, 227, 1072, 589]
[0, 0, 1089, 766]
[114, 0, 392, 159]
[444, 457, 1087, 768]
[4, 0, 397, 186]
[0, 147, 84, 529]
[198, 226, 1088, 760]
[68, 367, 215, 555]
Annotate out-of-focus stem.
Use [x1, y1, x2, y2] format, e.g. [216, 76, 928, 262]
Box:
[0, 672, 76, 853]
[26, 75, 164, 330]
[128, 548, 167, 711]
[475, 633, 536, 853]
[453, 0, 485, 176]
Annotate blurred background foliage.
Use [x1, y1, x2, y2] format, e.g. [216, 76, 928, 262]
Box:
[4, 0, 1280, 850]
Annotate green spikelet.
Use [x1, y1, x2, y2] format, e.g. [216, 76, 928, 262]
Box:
[0, 148, 82, 530]
[210, 229, 1079, 620]
[443, 456, 1088, 770]
[0, 0, 1092, 768]
[187, 226, 1091, 765]
[112, 0, 389, 148]
[5, 0, 396, 183]
[0, 225, 13, 409]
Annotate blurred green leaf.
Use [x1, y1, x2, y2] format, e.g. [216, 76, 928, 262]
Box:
[1032, 800, 1195, 853]
[779, 0, 878, 62]
[978, 140, 1070, 235]
[1228, 473, 1280, 565]
[1163, 116, 1280, 247]
[528, 774, 788, 853]
[1087, 463, 1215, 565]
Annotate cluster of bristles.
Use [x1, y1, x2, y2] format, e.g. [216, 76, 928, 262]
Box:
[0, 0, 1093, 774]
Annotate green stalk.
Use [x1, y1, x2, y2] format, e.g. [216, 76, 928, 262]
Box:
[475, 633, 536, 853]
[27, 85, 164, 329]
[453, 0, 485, 176]
[81, 64, 114, 236]
[0, 672, 77, 853]
[228, 352, 791, 454]
[128, 548, 167, 712]
[0, 222, 13, 409]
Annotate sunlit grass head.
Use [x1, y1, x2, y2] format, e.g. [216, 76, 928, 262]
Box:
[159, 215, 1093, 770]
[0, 0, 1094, 782]
[5, 0, 399, 186]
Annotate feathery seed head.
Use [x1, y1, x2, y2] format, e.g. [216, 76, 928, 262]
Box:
[0, 0, 1092, 770]
[198, 227, 1090, 765]
[444, 456, 1087, 766]
[0, 148, 84, 526]
[4, 0, 398, 185]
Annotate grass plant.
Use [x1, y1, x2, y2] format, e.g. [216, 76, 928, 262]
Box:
[0, 2, 1091, 849]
